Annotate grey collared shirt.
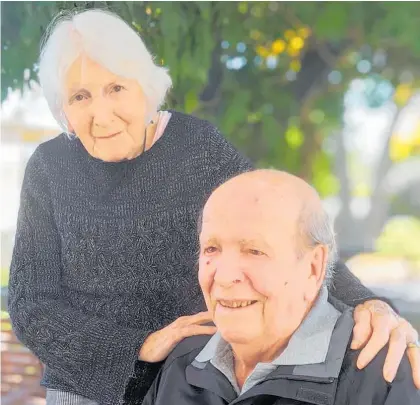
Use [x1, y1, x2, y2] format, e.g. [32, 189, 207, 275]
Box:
[195, 287, 341, 395]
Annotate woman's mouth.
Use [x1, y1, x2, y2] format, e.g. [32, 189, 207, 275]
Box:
[97, 131, 122, 139]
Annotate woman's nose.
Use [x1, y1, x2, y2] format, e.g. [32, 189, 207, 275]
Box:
[90, 98, 116, 128]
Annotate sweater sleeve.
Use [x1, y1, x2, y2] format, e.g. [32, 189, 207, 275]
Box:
[329, 261, 379, 307]
[8, 147, 157, 405]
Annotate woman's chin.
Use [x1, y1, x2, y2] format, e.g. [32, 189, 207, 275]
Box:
[91, 147, 137, 163]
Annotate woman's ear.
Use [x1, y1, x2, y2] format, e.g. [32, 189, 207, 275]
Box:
[66, 120, 74, 133]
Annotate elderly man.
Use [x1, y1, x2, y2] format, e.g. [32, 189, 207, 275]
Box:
[143, 170, 419, 405]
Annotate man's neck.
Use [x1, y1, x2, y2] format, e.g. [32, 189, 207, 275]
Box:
[232, 337, 289, 388]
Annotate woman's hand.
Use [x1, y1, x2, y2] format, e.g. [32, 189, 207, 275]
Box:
[351, 300, 420, 388]
[138, 311, 217, 363]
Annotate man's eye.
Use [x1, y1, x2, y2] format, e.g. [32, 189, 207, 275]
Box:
[204, 246, 218, 254]
[248, 249, 264, 256]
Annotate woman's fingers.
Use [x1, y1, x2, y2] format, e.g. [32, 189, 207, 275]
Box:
[182, 324, 217, 338]
[351, 304, 373, 350]
[382, 325, 407, 382]
[189, 311, 214, 324]
[357, 315, 390, 369]
[406, 343, 420, 389]
[175, 311, 213, 327]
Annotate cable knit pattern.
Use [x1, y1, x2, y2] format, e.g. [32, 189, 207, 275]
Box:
[8, 111, 378, 405]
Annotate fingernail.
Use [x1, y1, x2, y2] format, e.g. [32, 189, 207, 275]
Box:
[357, 359, 365, 369]
[384, 370, 394, 382]
[351, 340, 359, 349]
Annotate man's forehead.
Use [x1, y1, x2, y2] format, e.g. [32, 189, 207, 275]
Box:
[203, 189, 300, 224]
[200, 203, 297, 241]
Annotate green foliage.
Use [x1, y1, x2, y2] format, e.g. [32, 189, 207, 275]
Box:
[1, 268, 9, 288]
[376, 217, 420, 271]
[2, 1, 420, 190]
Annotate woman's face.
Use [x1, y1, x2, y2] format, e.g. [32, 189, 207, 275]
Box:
[63, 55, 149, 162]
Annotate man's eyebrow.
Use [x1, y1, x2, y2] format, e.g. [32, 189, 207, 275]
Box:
[239, 238, 271, 249]
[200, 236, 218, 245]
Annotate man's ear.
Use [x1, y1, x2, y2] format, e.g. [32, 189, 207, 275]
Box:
[305, 244, 329, 301]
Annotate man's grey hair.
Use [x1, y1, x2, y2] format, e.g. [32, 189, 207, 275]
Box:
[38, 8, 172, 133]
[298, 204, 337, 287]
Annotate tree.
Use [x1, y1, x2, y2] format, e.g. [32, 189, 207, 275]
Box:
[2, 1, 420, 183]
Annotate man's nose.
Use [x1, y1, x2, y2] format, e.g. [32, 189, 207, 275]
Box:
[213, 255, 245, 287]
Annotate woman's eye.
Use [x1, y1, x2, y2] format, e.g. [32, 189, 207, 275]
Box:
[112, 85, 124, 93]
[74, 94, 86, 102]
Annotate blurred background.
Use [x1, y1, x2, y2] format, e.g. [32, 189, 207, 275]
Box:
[1, 1, 420, 404]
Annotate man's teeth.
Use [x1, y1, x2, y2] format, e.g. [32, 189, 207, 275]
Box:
[219, 300, 255, 308]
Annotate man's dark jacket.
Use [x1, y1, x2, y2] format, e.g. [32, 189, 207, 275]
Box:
[142, 301, 419, 405]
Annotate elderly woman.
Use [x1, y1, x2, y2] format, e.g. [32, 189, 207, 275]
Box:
[8, 8, 419, 405]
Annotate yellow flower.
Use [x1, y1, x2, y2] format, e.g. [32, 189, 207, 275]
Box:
[287, 46, 300, 57]
[389, 137, 413, 162]
[256, 45, 270, 58]
[290, 60, 301, 72]
[271, 39, 286, 54]
[394, 84, 412, 106]
[298, 27, 311, 38]
[284, 29, 295, 40]
[290, 36, 305, 51]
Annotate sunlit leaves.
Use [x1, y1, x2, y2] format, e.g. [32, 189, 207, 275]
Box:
[253, 28, 308, 66]
[271, 39, 286, 55]
[393, 84, 413, 107]
[2, 1, 420, 190]
[285, 125, 304, 149]
[312, 153, 341, 197]
[314, 2, 349, 40]
[390, 120, 420, 162]
[376, 217, 420, 265]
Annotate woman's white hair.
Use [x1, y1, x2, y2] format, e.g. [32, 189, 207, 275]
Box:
[38, 8, 172, 132]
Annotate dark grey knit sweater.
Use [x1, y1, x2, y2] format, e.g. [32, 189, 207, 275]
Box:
[8, 111, 377, 405]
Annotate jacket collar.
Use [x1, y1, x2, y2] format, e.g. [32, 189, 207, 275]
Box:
[187, 302, 354, 405]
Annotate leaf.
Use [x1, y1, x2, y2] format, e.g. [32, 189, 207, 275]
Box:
[221, 89, 251, 134]
[314, 3, 350, 40]
[184, 89, 199, 114]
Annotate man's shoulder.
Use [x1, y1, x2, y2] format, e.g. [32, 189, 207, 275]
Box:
[163, 335, 212, 371]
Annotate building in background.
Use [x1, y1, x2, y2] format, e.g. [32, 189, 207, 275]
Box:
[1, 81, 60, 271]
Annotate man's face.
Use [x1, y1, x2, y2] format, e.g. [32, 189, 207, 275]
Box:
[63, 55, 149, 162]
[199, 188, 313, 347]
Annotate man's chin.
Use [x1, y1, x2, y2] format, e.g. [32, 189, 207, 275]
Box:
[218, 327, 258, 345]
